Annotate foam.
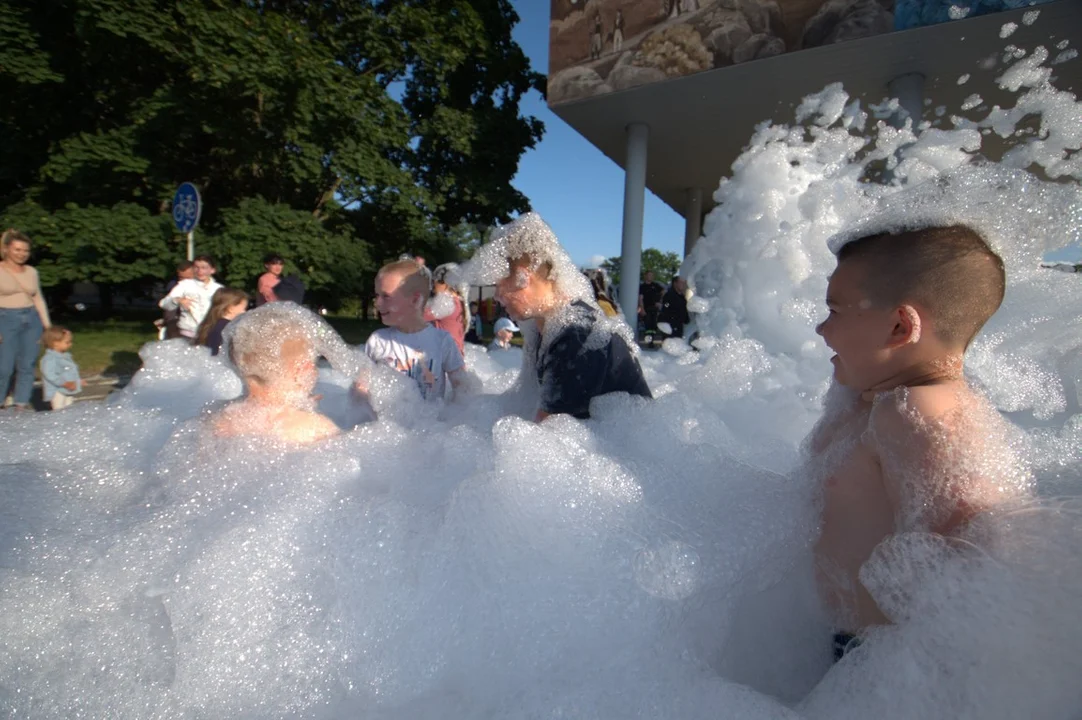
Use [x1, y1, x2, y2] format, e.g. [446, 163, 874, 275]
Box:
[2, 25, 1082, 720]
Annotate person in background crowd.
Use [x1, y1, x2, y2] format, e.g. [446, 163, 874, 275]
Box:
[257, 253, 284, 306]
[638, 270, 665, 343]
[157, 261, 195, 339]
[488, 317, 519, 351]
[158, 255, 223, 339]
[584, 269, 619, 317]
[657, 275, 691, 338]
[195, 287, 251, 356]
[466, 301, 483, 344]
[0, 229, 51, 411]
[425, 263, 469, 357]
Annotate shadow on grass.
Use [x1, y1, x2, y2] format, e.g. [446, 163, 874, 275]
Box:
[106, 350, 143, 379]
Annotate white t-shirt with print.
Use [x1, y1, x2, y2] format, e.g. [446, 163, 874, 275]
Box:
[364, 325, 464, 400]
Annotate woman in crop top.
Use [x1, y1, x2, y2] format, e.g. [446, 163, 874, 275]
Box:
[0, 229, 52, 410]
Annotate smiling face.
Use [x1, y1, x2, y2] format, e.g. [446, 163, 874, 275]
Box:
[815, 259, 897, 391]
[3, 239, 31, 265]
[374, 269, 424, 327]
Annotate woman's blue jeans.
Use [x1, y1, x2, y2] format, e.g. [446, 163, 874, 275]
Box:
[0, 307, 44, 406]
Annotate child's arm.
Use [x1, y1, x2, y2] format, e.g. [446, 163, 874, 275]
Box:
[159, 281, 184, 310]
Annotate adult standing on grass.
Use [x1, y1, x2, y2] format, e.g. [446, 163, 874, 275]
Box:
[0, 229, 51, 411]
[158, 255, 223, 340]
[256, 253, 284, 306]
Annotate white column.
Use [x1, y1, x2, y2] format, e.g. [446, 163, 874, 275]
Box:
[619, 123, 649, 331]
[888, 72, 925, 129]
[683, 188, 703, 257]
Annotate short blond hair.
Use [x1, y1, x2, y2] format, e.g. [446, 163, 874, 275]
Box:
[377, 259, 431, 296]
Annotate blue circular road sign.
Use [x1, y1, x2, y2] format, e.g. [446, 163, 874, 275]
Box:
[172, 182, 202, 233]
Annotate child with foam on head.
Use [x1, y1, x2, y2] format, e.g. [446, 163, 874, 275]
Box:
[362, 259, 468, 403]
[808, 224, 1032, 659]
[464, 212, 651, 421]
[212, 304, 339, 445]
[39, 326, 81, 410]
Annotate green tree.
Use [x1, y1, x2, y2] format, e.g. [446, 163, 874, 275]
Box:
[602, 248, 682, 288]
[0, 199, 175, 308]
[0, 0, 543, 303]
[204, 197, 370, 307]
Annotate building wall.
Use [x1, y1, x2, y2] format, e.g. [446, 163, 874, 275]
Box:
[548, 0, 1056, 105]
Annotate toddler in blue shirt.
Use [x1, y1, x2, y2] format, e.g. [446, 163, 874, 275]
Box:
[39, 326, 81, 410]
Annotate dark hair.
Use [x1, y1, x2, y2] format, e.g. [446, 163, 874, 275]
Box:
[837, 225, 1005, 349]
[193, 254, 216, 268]
[263, 253, 284, 265]
[176, 260, 194, 272]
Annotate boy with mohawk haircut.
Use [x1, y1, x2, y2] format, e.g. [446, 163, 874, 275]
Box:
[809, 224, 1031, 658]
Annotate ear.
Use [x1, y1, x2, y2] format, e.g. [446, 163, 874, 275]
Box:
[887, 304, 922, 347]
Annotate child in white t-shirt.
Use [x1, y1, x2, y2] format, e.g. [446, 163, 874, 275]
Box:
[363, 259, 465, 401]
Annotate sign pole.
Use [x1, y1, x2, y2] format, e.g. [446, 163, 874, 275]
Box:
[186, 230, 194, 261]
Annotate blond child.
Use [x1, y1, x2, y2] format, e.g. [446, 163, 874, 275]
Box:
[40, 326, 81, 410]
[808, 224, 1030, 656]
[212, 306, 339, 445]
[363, 259, 465, 401]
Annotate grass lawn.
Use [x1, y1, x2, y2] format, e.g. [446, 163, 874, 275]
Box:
[57, 312, 385, 378]
[64, 317, 158, 377]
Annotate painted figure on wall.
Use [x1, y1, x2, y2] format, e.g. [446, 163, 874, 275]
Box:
[613, 9, 625, 52]
[590, 11, 603, 59]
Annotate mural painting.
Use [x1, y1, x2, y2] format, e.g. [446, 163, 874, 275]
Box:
[548, 0, 1058, 105]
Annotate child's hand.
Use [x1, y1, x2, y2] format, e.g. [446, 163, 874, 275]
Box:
[63, 381, 77, 392]
[177, 296, 194, 310]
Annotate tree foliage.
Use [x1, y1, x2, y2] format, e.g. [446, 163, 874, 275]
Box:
[603, 248, 682, 288]
[0, 0, 544, 302]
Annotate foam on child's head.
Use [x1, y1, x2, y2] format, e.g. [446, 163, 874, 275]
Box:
[379, 259, 431, 297]
[836, 225, 1005, 348]
[461, 212, 594, 304]
[222, 302, 366, 385]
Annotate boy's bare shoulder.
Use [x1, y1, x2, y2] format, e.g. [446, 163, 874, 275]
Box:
[868, 382, 971, 438]
[276, 408, 340, 444]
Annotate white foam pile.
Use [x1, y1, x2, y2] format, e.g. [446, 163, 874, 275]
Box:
[3, 22, 1082, 720]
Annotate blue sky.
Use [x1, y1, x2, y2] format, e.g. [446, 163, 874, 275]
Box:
[508, 1, 686, 268]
